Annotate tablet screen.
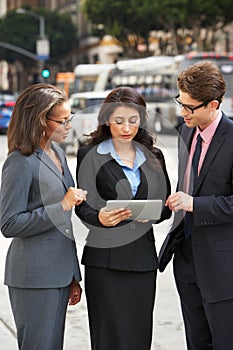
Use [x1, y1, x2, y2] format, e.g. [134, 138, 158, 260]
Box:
[106, 199, 162, 220]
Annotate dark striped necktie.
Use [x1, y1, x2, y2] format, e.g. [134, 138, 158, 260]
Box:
[185, 133, 202, 238]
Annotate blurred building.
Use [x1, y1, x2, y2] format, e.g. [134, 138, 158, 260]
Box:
[3, 0, 122, 65]
[1, 1, 233, 66]
[6, 0, 67, 11]
[0, 1, 7, 16]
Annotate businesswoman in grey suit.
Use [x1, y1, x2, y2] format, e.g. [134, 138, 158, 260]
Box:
[75, 87, 171, 350]
[0, 84, 87, 350]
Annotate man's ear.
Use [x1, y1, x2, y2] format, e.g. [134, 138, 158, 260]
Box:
[209, 100, 220, 110]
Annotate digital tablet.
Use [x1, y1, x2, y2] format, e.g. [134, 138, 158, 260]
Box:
[106, 199, 163, 220]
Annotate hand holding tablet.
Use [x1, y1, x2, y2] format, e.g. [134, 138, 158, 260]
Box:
[106, 199, 162, 220]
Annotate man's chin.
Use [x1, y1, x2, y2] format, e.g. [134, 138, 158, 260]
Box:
[184, 119, 194, 128]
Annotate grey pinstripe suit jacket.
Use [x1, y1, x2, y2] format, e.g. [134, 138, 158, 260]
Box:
[0, 144, 81, 288]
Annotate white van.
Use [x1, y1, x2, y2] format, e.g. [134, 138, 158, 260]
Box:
[61, 90, 110, 154]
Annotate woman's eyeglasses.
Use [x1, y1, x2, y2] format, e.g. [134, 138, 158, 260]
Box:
[47, 114, 74, 127]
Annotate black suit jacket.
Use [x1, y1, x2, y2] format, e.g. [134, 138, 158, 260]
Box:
[75, 143, 171, 272]
[159, 113, 233, 302]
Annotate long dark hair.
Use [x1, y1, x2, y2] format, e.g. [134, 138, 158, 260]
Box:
[7, 83, 67, 155]
[88, 86, 165, 170]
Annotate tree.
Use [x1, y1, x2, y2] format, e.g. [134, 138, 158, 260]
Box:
[83, 0, 159, 56]
[0, 8, 77, 67]
[44, 10, 77, 65]
[83, 0, 233, 56]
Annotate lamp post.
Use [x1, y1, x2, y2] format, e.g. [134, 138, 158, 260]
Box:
[16, 8, 50, 81]
[16, 8, 45, 38]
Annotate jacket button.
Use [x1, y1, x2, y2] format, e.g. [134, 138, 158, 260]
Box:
[65, 228, 70, 234]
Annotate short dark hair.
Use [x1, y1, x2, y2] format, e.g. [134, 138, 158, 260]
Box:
[177, 61, 226, 104]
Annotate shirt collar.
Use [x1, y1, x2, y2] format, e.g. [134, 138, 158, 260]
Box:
[196, 110, 222, 143]
[97, 139, 146, 170]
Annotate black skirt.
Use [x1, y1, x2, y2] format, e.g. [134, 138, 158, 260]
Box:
[85, 266, 157, 350]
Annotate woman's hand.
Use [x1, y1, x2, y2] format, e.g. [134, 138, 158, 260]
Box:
[69, 280, 82, 306]
[61, 187, 88, 211]
[98, 207, 132, 227]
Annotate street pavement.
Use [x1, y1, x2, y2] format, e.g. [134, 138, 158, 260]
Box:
[0, 222, 187, 350]
[0, 135, 187, 349]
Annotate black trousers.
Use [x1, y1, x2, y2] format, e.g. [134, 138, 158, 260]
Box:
[174, 237, 233, 350]
[85, 266, 157, 350]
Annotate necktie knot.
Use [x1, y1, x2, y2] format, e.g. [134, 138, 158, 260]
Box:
[196, 133, 202, 145]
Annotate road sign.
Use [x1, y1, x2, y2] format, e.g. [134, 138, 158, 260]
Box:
[36, 38, 50, 61]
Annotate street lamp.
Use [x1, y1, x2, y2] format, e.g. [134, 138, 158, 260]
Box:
[16, 8, 50, 80]
[16, 8, 45, 40]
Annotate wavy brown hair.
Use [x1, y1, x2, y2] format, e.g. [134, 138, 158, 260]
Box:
[178, 61, 226, 105]
[88, 86, 167, 169]
[7, 83, 67, 155]
[89, 87, 148, 143]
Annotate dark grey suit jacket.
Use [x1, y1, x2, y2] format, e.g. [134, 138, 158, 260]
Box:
[159, 113, 233, 302]
[0, 144, 81, 288]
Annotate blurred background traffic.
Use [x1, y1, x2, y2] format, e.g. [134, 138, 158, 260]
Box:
[0, 3, 233, 348]
[0, 0, 233, 148]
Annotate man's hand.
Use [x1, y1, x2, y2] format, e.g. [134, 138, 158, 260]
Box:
[165, 191, 193, 212]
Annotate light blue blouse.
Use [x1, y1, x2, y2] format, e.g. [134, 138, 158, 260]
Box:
[97, 139, 146, 197]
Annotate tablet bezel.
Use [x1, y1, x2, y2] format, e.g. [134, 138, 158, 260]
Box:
[106, 199, 163, 220]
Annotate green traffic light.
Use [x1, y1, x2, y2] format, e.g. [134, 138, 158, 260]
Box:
[41, 69, 50, 78]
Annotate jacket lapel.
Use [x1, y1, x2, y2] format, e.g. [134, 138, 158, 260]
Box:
[178, 127, 195, 190]
[36, 145, 70, 191]
[101, 153, 133, 198]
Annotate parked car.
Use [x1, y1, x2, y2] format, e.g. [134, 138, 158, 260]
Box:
[0, 101, 15, 133]
[61, 90, 111, 154]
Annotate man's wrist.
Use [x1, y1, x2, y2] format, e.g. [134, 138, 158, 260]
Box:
[188, 197, 194, 212]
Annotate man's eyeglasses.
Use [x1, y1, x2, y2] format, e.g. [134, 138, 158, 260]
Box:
[173, 95, 210, 114]
[47, 114, 74, 127]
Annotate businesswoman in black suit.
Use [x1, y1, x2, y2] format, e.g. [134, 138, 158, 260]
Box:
[75, 87, 171, 350]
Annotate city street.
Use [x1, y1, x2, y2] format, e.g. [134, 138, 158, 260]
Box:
[0, 133, 187, 349]
[1, 0, 232, 347]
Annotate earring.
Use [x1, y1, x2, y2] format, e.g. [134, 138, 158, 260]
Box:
[42, 130, 46, 137]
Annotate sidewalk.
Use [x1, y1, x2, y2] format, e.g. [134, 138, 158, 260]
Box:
[0, 137, 187, 349]
[0, 219, 186, 350]
[0, 233, 17, 349]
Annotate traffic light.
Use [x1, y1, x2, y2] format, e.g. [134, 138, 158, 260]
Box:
[41, 68, 50, 79]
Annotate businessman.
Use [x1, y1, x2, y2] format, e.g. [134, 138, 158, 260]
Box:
[159, 61, 233, 350]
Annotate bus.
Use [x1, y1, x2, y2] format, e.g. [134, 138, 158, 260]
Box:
[178, 52, 233, 119]
[74, 63, 116, 92]
[55, 72, 75, 97]
[107, 56, 183, 133]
